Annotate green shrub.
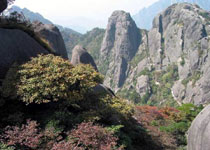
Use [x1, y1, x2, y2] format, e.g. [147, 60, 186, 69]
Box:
[181, 78, 191, 87]
[45, 120, 64, 135]
[106, 125, 124, 134]
[199, 12, 210, 21]
[181, 71, 202, 87]
[0, 143, 14, 150]
[117, 87, 141, 104]
[180, 55, 185, 66]
[151, 120, 159, 126]
[159, 103, 203, 146]
[139, 68, 150, 76]
[177, 103, 203, 122]
[2, 54, 103, 104]
[70, 93, 134, 125]
[98, 59, 110, 75]
[130, 51, 147, 67]
[160, 121, 189, 133]
[98, 95, 134, 121]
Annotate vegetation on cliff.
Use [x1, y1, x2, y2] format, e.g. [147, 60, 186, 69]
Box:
[0, 54, 138, 150]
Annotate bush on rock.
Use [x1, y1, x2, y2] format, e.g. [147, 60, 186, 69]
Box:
[2, 54, 103, 104]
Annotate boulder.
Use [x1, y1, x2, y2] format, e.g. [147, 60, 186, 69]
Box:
[187, 105, 210, 150]
[0, 21, 68, 79]
[0, 28, 49, 79]
[171, 80, 186, 104]
[33, 22, 68, 59]
[135, 75, 150, 97]
[71, 45, 98, 71]
[92, 84, 115, 96]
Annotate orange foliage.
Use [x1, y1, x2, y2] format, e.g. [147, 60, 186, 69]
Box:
[135, 105, 181, 126]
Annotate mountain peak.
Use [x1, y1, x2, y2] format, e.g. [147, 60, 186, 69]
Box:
[8, 5, 53, 24]
[109, 10, 133, 24]
[133, 0, 210, 30]
[111, 10, 128, 16]
[99, 10, 140, 90]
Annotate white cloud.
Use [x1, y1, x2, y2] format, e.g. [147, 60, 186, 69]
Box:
[13, 0, 159, 32]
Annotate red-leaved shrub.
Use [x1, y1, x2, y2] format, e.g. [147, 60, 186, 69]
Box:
[52, 122, 123, 150]
[52, 140, 74, 150]
[1, 119, 43, 149]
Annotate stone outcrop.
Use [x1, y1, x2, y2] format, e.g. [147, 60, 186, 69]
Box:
[0, 0, 7, 13]
[0, 28, 49, 79]
[99, 10, 140, 91]
[71, 45, 98, 71]
[33, 22, 68, 59]
[171, 81, 186, 103]
[187, 105, 210, 150]
[135, 75, 150, 97]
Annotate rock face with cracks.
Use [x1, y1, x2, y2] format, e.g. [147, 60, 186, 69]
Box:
[98, 3, 210, 105]
[99, 10, 140, 92]
[149, 3, 210, 105]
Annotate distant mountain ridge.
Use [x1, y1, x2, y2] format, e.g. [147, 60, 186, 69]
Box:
[6, 6, 105, 61]
[8, 5, 53, 24]
[133, 0, 210, 30]
[6, 5, 86, 59]
[7, 5, 83, 35]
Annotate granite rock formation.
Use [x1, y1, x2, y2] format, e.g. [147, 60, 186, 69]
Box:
[0, 21, 68, 79]
[99, 10, 140, 92]
[71, 45, 98, 71]
[103, 3, 210, 105]
[33, 22, 68, 59]
[0, 28, 49, 79]
[187, 105, 210, 150]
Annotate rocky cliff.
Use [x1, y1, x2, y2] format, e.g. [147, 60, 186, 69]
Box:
[99, 10, 140, 92]
[100, 3, 210, 105]
[150, 3, 210, 105]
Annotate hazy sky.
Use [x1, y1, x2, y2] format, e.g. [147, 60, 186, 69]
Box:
[13, 0, 159, 32]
